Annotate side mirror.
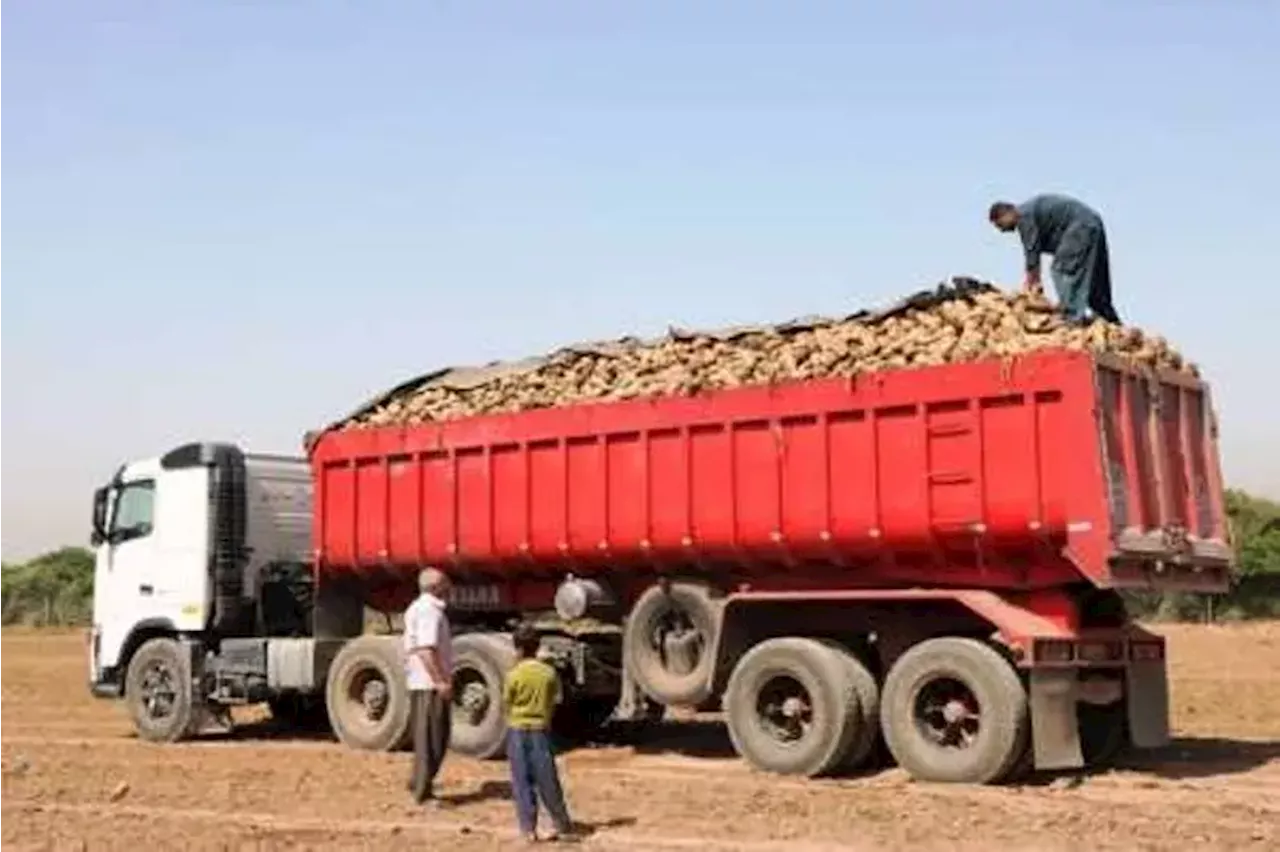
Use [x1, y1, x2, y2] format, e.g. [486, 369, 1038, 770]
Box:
[91, 487, 109, 546]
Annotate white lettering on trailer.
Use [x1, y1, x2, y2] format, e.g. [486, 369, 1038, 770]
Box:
[448, 584, 502, 609]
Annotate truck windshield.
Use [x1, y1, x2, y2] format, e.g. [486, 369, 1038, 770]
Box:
[110, 480, 156, 542]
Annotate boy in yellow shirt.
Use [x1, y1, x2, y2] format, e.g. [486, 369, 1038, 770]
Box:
[504, 625, 577, 843]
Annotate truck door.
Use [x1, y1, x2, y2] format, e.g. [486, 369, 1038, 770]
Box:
[93, 478, 161, 673]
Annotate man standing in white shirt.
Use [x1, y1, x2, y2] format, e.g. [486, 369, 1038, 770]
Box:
[404, 567, 453, 805]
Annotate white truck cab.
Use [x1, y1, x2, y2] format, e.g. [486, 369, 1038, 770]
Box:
[88, 442, 634, 755]
[88, 443, 315, 736]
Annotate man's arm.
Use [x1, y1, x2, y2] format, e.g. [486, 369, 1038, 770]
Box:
[416, 647, 451, 699]
[1017, 216, 1043, 293]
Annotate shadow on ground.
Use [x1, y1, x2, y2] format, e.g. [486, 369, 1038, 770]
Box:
[596, 723, 1280, 785]
[440, 779, 511, 805]
[188, 716, 1280, 787]
[1009, 735, 1280, 788]
[584, 719, 738, 759]
[204, 718, 338, 744]
[438, 782, 638, 837]
[1118, 736, 1280, 780]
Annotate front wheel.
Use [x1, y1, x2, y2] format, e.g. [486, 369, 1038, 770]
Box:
[125, 637, 200, 743]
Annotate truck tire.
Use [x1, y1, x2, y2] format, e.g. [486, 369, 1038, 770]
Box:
[880, 637, 1028, 784]
[724, 637, 861, 778]
[814, 639, 881, 773]
[450, 633, 516, 760]
[624, 583, 722, 707]
[325, 636, 412, 752]
[125, 637, 200, 743]
[1079, 700, 1128, 767]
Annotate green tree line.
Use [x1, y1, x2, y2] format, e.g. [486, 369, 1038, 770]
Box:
[3, 489, 1278, 628]
[2, 546, 95, 627]
[1123, 489, 1280, 621]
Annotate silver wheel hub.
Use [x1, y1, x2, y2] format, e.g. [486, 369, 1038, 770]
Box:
[361, 678, 388, 720]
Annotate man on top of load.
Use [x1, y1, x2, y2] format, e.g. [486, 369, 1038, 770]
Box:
[989, 193, 1122, 326]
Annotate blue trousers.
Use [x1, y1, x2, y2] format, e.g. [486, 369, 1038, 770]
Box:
[506, 728, 573, 835]
[1050, 222, 1120, 324]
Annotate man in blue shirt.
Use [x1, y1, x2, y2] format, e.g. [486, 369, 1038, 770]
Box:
[989, 194, 1121, 325]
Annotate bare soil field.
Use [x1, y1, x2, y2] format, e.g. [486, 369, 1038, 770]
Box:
[3, 623, 1279, 851]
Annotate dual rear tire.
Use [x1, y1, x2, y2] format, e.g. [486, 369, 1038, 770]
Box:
[325, 632, 626, 760]
[723, 638, 879, 778]
[724, 636, 1032, 785]
[879, 638, 1029, 785]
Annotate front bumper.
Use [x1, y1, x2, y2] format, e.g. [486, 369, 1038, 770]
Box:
[89, 666, 123, 699]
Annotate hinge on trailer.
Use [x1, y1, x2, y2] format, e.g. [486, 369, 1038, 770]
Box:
[1147, 376, 1163, 414]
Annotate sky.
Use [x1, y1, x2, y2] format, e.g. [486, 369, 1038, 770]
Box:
[3, 1, 1278, 560]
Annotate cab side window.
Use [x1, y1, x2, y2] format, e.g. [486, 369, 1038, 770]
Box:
[110, 480, 155, 543]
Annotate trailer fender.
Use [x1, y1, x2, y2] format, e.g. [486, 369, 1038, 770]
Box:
[710, 588, 1072, 684]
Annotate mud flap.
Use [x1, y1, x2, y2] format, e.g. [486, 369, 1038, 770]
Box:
[1126, 661, 1170, 749]
[1029, 669, 1084, 771]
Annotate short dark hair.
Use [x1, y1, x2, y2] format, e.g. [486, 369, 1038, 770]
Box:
[988, 201, 1016, 222]
[513, 624, 541, 658]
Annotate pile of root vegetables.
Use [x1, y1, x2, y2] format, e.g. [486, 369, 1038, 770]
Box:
[342, 279, 1192, 429]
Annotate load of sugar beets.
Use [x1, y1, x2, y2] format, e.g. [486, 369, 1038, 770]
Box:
[341, 277, 1194, 430]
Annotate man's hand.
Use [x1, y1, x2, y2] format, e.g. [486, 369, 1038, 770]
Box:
[417, 647, 452, 699]
[1023, 270, 1043, 297]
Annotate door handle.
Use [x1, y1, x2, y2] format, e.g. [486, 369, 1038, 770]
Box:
[139, 584, 154, 596]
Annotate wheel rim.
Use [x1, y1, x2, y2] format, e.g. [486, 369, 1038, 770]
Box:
[649, 607, 706, 677]
[913, 676, 981, 750]
[453, 666, 492, 728]
[343, 666, 390, 729]
[755, 674, 814, 746]
[139, 660, 179, 722]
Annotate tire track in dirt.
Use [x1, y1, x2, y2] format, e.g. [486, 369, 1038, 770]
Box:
[10, 731, 1280, 798]
[6, 733, 1279, 812]
[6, 625, 1280, 850]
[6, 737, 1277, 851]
[2, 800, 860, 852]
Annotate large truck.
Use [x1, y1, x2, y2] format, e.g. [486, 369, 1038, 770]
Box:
[87, 349, 1233, 784]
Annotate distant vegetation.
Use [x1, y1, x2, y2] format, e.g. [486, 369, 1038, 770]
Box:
[2, 546, 95, 627]
[1124, 489, 1280, 621]
[3, 490, 1278, 628]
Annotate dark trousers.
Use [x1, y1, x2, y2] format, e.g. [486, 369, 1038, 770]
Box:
[1051, 222, 1121, 324]
[507, 727, 573, 835]
[409, 689, 451, 803]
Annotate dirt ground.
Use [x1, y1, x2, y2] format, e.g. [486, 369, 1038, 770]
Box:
[3, 624, 1279, 851]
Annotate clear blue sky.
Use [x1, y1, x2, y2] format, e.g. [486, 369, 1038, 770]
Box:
[3, 1, 1278, 559]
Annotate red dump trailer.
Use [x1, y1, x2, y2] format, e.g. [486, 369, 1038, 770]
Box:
[301, 348, 1231, 783]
